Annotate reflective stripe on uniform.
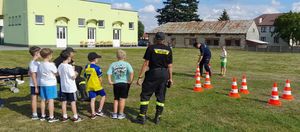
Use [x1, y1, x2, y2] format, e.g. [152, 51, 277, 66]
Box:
[79, 81, 86, 85]
[140, 101, 150, 105]
[154, 49, 170, 55]
[156, 102, 165, 107]
[139, 114, 145, 117]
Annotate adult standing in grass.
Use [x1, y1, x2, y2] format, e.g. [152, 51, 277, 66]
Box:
[193, 42, 212, 77]
[135, 32, 173, 125]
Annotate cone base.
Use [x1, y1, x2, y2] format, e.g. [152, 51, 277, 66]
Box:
[240, 89, 250, 94]
[194, 87, 203, 92]
[204, 85, 213, 89]
[229, 93, 240, 98]
[268, 99, 281, 106]
[281, 95, 294, 101]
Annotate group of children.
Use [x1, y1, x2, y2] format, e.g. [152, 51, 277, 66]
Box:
[29, 46, 134, 123]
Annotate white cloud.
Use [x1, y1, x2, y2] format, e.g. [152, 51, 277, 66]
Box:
[199, 0, 282, 21]
[292, 2, 300, 12]
[112, 2, 133, 10]
[271, 0, 280, 7]
[139, 5, 156, 13]
[143, 0, 161, 4]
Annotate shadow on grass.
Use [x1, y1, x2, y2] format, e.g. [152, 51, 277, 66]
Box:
[244, 97, 268, 104]
[173, 72, 194, 78]
[4, 95, 61, 118]
[77, 101, 139, 121]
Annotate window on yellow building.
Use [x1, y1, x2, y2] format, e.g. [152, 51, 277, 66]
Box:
[78, 18, 85, 27]
[35, 15, 44, 25]
[129, 22, 134, 30]
[98, 20, 105, 28]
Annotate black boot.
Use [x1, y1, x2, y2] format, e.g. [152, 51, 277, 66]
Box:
[133, 105, 148, 125]
[154, 105, 164, 125]
[134, 115, 146, 125]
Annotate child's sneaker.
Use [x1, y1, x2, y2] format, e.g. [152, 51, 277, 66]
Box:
[48, 117, 59, 123]
[90, 114, 97, 120]
[111, 113, 118, 119]
[72, 117, 83, 123]
[31, 115, 39, 120]
[96, 110, 105, 117]
[118, 113, 126, 120]
[61, 117, 69, 122]
[40, 116, 46, 121]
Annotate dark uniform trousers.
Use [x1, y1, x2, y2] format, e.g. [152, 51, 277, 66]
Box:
[199, 58, 211, 77]
[139, 68, 168, 117]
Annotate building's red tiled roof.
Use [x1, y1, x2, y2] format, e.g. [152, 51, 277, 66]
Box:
[148, 20, 255, 34]
[254, 13, 283, 26]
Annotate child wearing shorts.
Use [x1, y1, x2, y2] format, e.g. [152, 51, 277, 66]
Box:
[84, 52, 106, 119]
[58, 51, 82, 122]
[38, 48, 59, 123]
[220, 46, 227, 77]
[28, 46, 41, 120]
[107, 50, 134, 119]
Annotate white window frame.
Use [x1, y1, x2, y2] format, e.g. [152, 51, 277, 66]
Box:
[8, 16, 11, 26]
[260, 37, 266, 41]
[18, 15, 22, 26]
[35, 15, 44, 25]
[129, 22, 134, 30]
[98, 20, 105, 28]
[78, 18, 85, 27]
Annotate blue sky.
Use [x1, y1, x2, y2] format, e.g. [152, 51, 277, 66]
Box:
[95, 0, 300, 31]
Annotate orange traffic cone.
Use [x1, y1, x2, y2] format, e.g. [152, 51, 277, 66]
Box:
[240, 75, 250, 94]
[194, 66, 200, 78]
[268, 82, 281, 106]
[229, 77, 240, 98]
[204, 72, 213, 89]
[193, 74, 203, 92]
[281, 80, 294, 101]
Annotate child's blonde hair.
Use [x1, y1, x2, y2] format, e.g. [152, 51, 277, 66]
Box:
[116, 49, 126, 60]
[40, 48, 53, 59]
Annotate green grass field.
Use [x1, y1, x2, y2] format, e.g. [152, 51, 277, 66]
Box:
[1, 48, 300, 131]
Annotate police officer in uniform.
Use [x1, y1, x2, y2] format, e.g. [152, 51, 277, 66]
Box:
[135, 32, 173, 125]
[193, 42, 212, 77]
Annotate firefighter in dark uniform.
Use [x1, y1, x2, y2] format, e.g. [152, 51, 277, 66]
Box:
[193, 42, 212, 77]
[135, 32, 173, 125]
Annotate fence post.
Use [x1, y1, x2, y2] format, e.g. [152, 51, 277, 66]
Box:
[279, 46, 282, 52]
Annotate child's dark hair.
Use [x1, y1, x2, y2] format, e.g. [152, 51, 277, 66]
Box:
[29, 46, 41, 56]
[61, 50, 71, 61]
[40, 48, 53, 59]
[193, 42, 199, 48]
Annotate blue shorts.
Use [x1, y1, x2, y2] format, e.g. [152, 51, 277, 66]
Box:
[40, 86, 58, 100]
[88, 89, 106, 99]
[30, 86, 40, 95]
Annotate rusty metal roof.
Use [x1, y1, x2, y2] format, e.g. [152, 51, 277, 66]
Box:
[148, 20, 255, 34]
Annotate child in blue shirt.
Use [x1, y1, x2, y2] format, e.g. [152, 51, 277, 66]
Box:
[107, 50, 134, 119]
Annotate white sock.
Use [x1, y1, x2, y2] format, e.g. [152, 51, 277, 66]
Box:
[98, 109, 102, 112]
[49, 116, 54, 119]
[73, 114, 78, 119]
[63, 114, 68, 119]
[41, 114, 46, 118]
[32, 113, 38, 116]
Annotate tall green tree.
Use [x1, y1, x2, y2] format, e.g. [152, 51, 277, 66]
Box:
[156, 0, 201, 25]
[273, 11, 300, 50]
[218, 9, 230, 21]
[138, 21, 145, 39]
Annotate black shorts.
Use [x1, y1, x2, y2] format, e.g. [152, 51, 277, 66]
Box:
[113, 83, 130, 100]
[60, 92, 77, 102]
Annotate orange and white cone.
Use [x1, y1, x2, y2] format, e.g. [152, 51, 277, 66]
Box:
[281, 80, 294, 101]
[204, 72, 213, 89]
[229, 77, 240, 98]
[240, 75, 250, 94]
[194, 66, 200, 78]
[268, 82, 281, 106]
[193, 74, 203, 92]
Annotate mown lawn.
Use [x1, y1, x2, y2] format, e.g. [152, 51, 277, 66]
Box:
[1, 48, 300, 131]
